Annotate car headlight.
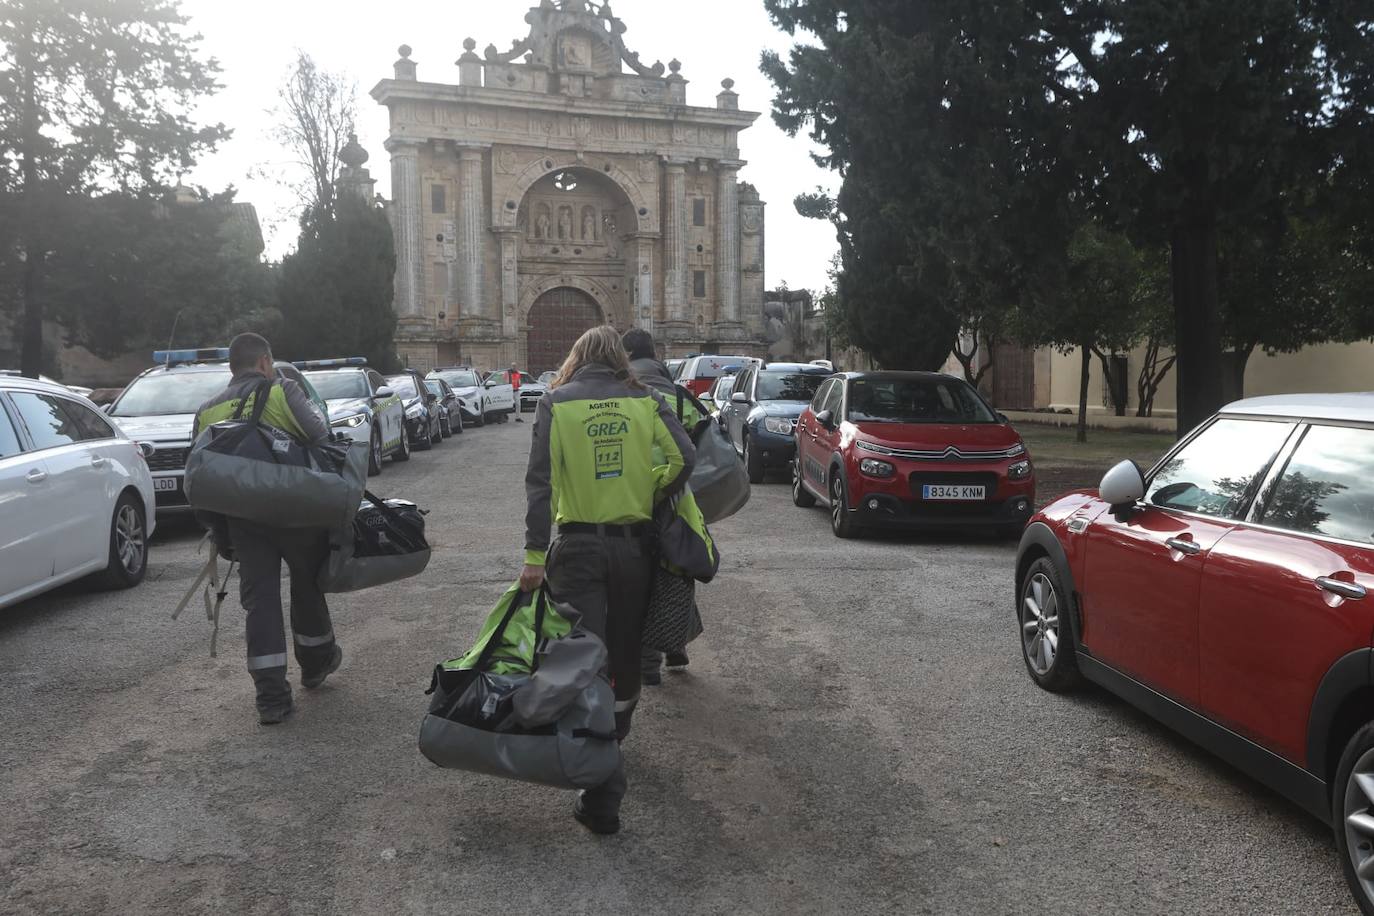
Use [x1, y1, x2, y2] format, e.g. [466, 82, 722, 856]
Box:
[1008, 459, 1032, 480]
[332, 412, 367, 429]
[860, 458, 895, 478]
[762, 416, 794, 436]
[1006, 442, 1026, 458]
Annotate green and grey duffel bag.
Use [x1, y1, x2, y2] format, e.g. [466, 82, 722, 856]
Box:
[418, 585, 621, 790]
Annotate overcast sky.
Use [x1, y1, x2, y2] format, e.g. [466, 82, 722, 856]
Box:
[179, 0, 839, 294]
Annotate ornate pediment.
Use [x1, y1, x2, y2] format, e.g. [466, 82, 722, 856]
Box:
[478, 0, 669, 79]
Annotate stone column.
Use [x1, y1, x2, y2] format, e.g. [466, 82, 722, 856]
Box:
[495, 228, 520, 337]
[662, 159, 689, 323]
[456, 146, 487, 320]
[385, 138, 423, 317]
[632, 236, 656, 332]
[715, 161, 743, 325]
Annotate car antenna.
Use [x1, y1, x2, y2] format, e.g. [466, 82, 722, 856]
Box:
[165, 308, 187, 366]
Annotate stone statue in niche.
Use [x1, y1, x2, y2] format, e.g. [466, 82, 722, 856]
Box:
[558, 206, 573, 240]
[534, 207, 551, 239]
[582, 207, 597, 241]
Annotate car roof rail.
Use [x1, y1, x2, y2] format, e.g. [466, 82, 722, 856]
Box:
[294, 357, 368, 369]
[152, 347, 230, 367]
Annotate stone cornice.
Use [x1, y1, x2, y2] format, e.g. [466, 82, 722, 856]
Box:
[370, 79, 759, 129]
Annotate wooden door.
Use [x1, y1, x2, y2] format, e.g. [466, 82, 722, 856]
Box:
[526, 287, 603, 374]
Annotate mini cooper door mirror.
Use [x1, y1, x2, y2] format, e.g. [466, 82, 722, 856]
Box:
[815, 409, 835, 429]
[1099, 459, 1146, 509]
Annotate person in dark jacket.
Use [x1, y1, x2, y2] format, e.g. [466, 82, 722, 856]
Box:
[522, 325, 695, 834]
[623, 328, 696, 684]
[192, 333, 341, 725]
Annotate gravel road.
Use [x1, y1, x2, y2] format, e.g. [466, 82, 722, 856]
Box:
[0, 418, 1356, 915]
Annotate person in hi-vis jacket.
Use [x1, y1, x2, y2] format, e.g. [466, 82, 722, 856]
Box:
[520, 325, 695, 834]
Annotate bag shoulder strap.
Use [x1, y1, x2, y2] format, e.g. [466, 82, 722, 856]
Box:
[229, 378, 275, 426]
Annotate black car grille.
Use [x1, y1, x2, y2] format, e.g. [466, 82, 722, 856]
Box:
[147, 447, 189, 473]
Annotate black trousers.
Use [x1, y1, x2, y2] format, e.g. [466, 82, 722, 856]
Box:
[226, 519, 335, 700]
[546, 532, 653, 817]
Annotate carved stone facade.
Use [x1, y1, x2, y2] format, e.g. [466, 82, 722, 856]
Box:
[371, 0, 767, 372]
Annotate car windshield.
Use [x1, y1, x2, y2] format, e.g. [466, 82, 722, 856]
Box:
[757, 371, 827, 402]
[387, 376, 418, 399]
[692, 357, 751, 380]
[436, 370, 479, 388]
[304, 371, 369, 400]
[110, 368, 231, 416]
[847, 377, 997, 424]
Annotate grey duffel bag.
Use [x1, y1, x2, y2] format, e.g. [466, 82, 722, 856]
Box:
[418, 587, 621, 790]
[689, 417, 751, 523]
[184, 380, 367, 530]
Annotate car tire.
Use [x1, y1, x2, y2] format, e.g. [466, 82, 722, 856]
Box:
[473, 402, 485, 427]
[95, 492, 148, 590]
[433, 417, 445, 444]
[393, 425, 411, 462]
[792, 460, 816, 508]
[829, 468, 861, 539]
[744, 433, 765, 484]
[1335, 722, 1374, 916]
[415, 423, 433, 450]
[453, 411, 464, 434]
[440, 416, 451, 438]
[1017, 557, 1083, 692]
[368, 427, 383, 477]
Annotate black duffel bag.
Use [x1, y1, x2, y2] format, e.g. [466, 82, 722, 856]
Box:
[318, 491, 431, 593]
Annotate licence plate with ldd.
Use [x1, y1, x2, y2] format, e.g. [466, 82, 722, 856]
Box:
[153, 477, 180, 492]
[922, 484, 985, 501]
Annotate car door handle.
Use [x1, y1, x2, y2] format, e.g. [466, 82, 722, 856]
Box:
[1165, 537, 1202, 556]
[90, 455, 108, 468]
[25, 469, 47, 484]
[1317, 577, 1367, 601]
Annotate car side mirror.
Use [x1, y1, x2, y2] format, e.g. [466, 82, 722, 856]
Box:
[997, 411, 1010, 424]
[815, 409, 835, 429]
[731, 391, 748, 403]
[1100, 460, 1147, 509]
[374, 386, 394, 399]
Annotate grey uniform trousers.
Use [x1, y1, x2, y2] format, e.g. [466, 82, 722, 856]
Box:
[546, 531, 653, 818]
[226, 519, 336, 704]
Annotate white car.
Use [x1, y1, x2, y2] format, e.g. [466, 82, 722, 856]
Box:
[429, 367, 494, 427]
[707, 374, 737, 417]
[481, 369, 518, 422]
[299, 359, 408, 476]
[0, 371, 94, 398]
[0, 375, 155, 609]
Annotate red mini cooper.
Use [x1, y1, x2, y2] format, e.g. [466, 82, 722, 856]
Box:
[792, 371, 1035, 538]
[1016, 394, 1374, 912]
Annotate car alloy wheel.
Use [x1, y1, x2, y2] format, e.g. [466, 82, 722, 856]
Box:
[1017, 558, 1082, 691]
[1345, 747, 1374, 901]
[394, 424, 411, 461]
[829, 472, 858, 538]
[115, 502, 145, 576]
[369, 429, 383, 476]
[744, 434, 765, 484]
[1021, 572, 1060, 676]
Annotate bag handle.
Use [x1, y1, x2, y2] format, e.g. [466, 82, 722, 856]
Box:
[472, 585, 548, 673]
[230, 378, 275, 428]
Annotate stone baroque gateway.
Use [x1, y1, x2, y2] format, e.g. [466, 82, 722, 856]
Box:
[370, 0, 769, 373]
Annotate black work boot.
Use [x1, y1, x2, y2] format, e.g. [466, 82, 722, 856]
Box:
[252, 669, 294, 726]
[301, 645, 343, 689]
[665, 650, 690, 670]
[573, 794, 621, 835]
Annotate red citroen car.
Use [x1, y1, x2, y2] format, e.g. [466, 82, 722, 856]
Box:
[792, 371, 1035, 538]
[1015, 394, 1374, 912]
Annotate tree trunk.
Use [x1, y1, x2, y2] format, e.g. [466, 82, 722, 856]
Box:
[1231, 344, 1254, 401]
[20, 248, 44, 378]
[1077, 343, 1090, 444]
[1170, 218, 1225, 438]
[17, 30, 43, 378]
[1094, 348, 1127, 417]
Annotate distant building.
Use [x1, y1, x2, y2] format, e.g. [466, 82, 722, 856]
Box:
[370, 0, 769, 372]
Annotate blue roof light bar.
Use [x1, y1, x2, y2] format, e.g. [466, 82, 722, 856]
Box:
[293, 357, 368, 369]
[153, 347, 230, 366]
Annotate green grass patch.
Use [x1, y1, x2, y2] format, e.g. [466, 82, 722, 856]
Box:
[1017, 422, 1178, 505]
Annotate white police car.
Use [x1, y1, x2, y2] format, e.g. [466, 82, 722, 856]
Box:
[107, 348, 329, 514]
[427, 367, 490, 427]
[298, 358, 407, 476]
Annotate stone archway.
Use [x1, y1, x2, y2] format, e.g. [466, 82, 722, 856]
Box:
[498, 155, 655, 234]
[526, 287, 605, 373]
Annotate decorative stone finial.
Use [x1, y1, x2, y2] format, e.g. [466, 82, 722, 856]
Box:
[722, 77, 735, 91]
[669, 59, 682, 74]
[398, 44, 412, 59]
[463, 37, 476, 52]
[395, 45, 418, 81]
[340, 133, 369, 168]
